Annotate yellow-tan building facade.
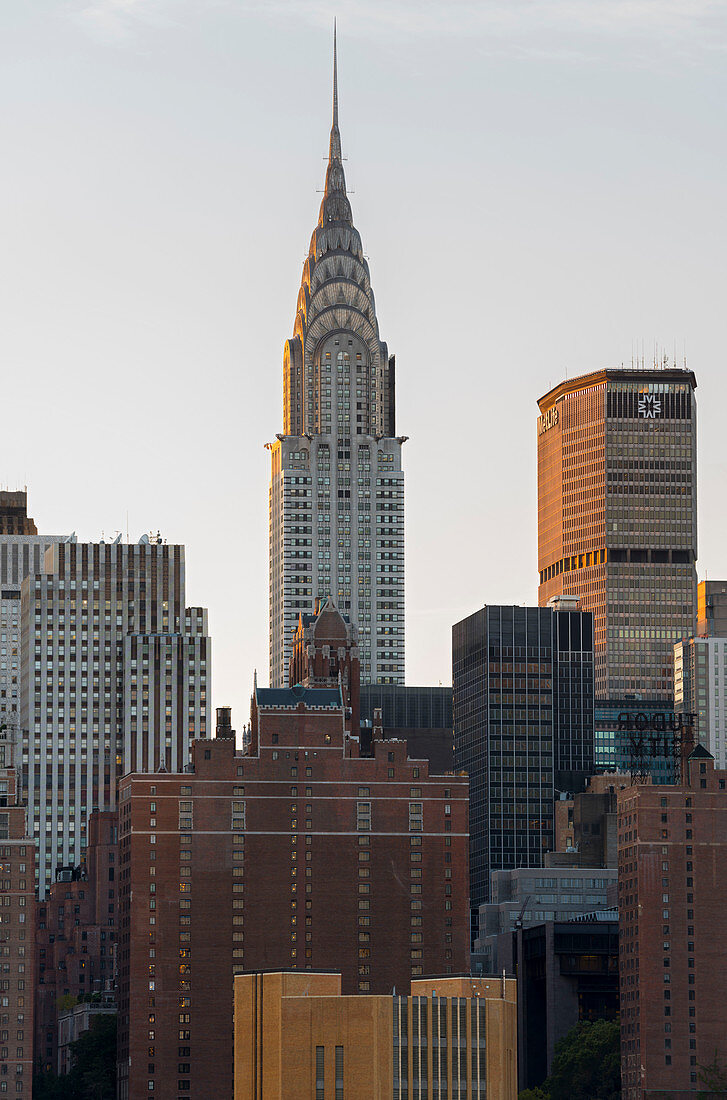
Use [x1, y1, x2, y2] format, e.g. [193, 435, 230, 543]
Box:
[234, 970, 517, 1100]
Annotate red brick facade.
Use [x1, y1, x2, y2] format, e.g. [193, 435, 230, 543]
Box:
[117, 669, 468, 1099]
[0, 730, 35, 1099]
[34, 811, 118, 1071]
[288, 595, 361, 732]
[618, 748, 727, 1099]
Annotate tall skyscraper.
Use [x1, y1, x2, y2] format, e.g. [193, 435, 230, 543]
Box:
[21, 537, 210, 896]
[269, 36, 406, 687]
[453, 602, 594, 917]
[537, 366, 697, 701]
[0, 491, 68, 746]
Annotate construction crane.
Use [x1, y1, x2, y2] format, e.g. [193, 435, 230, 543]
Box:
[514, 895, 531, 931]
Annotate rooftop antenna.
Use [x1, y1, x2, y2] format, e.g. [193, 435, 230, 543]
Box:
[333, 18, 338, 131]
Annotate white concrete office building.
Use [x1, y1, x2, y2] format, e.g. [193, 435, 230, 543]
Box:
[21, 537, 210, 895]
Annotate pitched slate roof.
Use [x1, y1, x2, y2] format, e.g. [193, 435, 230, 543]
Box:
[255, 685, 343, 710]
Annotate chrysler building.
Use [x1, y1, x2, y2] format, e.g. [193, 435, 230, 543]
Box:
[269, 34, 406, 686]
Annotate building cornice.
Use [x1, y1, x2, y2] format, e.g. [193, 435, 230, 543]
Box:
[538, 367, 697, 413]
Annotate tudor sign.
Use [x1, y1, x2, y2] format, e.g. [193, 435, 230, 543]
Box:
[539, 407, 559, 435]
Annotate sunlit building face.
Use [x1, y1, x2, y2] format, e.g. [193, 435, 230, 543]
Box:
[537, 368, 697, 702]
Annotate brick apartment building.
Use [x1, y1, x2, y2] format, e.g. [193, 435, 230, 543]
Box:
[618, 744, 727, 1099]
[34, 811, 118, 1072]
[0, 724, 35, 1100]
[117, 600, 468, 1100]
[0, 491, 37, 536]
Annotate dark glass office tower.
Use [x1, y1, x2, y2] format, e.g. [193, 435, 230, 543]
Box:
[453, 602, 593, 915]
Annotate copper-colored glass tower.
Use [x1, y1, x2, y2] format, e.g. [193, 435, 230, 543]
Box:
[537, 367, 697, 702]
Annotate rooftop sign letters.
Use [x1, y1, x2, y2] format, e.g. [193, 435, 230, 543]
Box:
[538, 407, 559, 435]
[618, 711, 696, 762]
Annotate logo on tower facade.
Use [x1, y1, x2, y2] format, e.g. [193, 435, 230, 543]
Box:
[638, 393, 662, 418]
[538, 407, 559, 434]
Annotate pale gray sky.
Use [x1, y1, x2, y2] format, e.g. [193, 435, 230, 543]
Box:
[2, 0, 726, 728]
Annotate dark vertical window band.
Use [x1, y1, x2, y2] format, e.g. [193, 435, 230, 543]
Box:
[606, 387, 692, 420]
[316, 1045, 325, 1100]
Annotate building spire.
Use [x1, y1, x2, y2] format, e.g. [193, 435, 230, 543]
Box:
[333, 20, 338, 126]
[329, 21, 342, 165]
[319, 22, 349, 225]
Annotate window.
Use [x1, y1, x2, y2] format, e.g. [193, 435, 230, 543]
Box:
[316, 1046, 325, 1100]
[409, 803, 423, 832]
[357, 803, 371, 831]
[335, 1045, 343, 1100]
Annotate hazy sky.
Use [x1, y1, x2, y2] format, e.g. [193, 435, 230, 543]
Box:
[2, 0, 727, 729]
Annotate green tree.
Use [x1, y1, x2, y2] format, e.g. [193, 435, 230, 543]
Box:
[33, 1014, 117, 1100]
[67, 1014, 117, 1100]
[519, 1018, 621, 1100]
[698, 1049, 727, 1098]
[31, 1066, 74, 1099]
